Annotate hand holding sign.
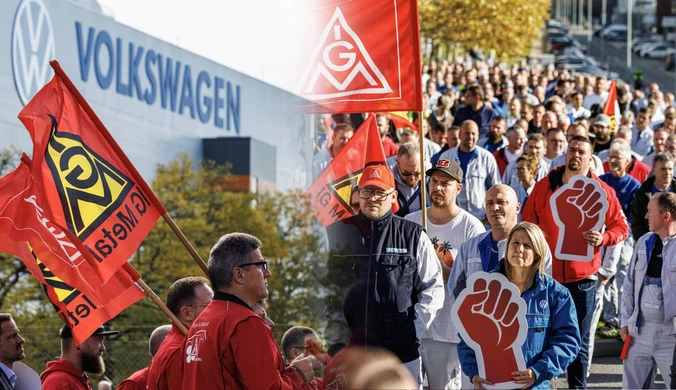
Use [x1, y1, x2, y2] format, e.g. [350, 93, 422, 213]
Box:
[452, 272, 527, 389]
[550, 176, 608, 262]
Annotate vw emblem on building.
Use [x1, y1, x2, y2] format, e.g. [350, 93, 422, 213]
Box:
[11, 0, 55, 106]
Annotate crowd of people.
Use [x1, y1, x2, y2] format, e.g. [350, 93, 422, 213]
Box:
[1, 57, 676, 389]
[311, 56, 676, 389]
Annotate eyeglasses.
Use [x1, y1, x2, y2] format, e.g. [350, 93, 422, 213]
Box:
[358, 188, 394, 200]
[236, 260, 269, 271]
[399, 169, 421, 177]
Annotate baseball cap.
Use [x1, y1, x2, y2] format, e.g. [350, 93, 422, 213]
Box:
[426, 159, 463, 182]
[60, 324, 120, 339]
[593, 114, 611, 127]
[358, 164, 395, 191]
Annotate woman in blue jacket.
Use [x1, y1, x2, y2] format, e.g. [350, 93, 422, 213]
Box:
[458, 222, 581, 389]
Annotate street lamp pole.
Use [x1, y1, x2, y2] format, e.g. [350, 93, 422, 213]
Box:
[588, 0, 593, 42]
[627, 0, 632, 68]
[602, 0, 607, 26]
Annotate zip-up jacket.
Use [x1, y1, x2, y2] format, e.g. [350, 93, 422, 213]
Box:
[492, 148, 510, 177]
[631, 176, 676, 241]
[522, 166, 630, 283]
[181, 292, 304, 389]
[458, 263, 581, 389]
[147, 324, 184, 390]
[621, 233, 676, 335]
[438, 146, 501, 221]
[326, 212, 443, 363]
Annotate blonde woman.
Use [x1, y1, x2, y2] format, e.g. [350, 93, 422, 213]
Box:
[458, 223, 581, 389]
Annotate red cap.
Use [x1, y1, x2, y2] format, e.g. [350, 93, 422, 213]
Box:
[358, 164, 395, 191]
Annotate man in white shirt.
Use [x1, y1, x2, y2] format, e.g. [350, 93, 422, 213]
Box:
[502, 134, 549, 188]
[405, 159, 485, 390]
[568, 91, 591, 119]
[583, 76, 609, 110]
[543, 127, 566, 165]
[643, 128, 669, 168]
[312, 124, 354, 181]
[0, 314, 25, 390]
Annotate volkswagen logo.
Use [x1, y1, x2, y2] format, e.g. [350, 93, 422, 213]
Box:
[11, 0, 55, 106]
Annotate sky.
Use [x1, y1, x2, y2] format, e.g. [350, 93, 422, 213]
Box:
[98, 0, 313, 93]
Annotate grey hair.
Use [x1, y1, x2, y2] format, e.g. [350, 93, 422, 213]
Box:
[622, 110, 635, 123]
[208, 233, 262, 290]
[557, 114, 571, 125]
[609, 140, 632, 160]
[653, 152, 675, 169]
[506, 125, 526, 136]
[396, 141, 420, 159]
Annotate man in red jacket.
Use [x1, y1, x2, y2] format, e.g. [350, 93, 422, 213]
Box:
[182, 233, 320, 389]
[41, 325, 119, 390]
[117, 325, 171, 390]
[522, 135, 629, 389]
[147, 276, 212, 390]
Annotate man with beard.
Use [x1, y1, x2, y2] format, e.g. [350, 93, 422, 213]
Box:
[452, 85, 497, 139]
[478, 116, 508, 153]
[387, 142, 429, 217]
[325, 164, 443, 385]
[591, 114, 613, 154]
[522, 136, 629, 388]
[41, 325, 119, 389]
[404, 159, 485, 389]
[0, 314, 25, 390]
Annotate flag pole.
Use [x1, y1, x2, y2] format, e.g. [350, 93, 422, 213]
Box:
[123, 263, 188, 335]
[49, 60, 209, 277]
[418, 112, 427, 230]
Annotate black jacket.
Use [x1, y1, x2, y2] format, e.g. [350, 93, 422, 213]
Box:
[326, 211, 423, 363]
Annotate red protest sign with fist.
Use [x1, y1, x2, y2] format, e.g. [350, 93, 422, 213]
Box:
[451, 272, 528, 388]
[550, 176, 608, 262]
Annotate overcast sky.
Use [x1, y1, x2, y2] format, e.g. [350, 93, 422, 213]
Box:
[99, 0, 313, 92]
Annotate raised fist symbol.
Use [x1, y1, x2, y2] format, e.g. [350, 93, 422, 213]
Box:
[550, 176, 608, 261]
[451, 273, 527, 386]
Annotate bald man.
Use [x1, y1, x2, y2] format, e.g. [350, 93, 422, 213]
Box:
[117, 325, 172, 390]
[448, 184, 552, 388]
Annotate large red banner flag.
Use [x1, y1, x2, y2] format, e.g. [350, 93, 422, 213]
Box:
[603, 80, 619, 132]
[308, 115, 397, 226]
[296, 0, 423, 113]
[0, 239, 144, 346]
[18, 61, 164, 283]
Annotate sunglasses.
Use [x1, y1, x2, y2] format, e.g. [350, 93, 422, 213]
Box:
[236, 260, 269, 271]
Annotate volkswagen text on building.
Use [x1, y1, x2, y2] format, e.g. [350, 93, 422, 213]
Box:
[1, 0, 313, 190]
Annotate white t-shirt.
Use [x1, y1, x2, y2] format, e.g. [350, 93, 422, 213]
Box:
[504, 148, 523, 164]
[405, 208, 486, 343]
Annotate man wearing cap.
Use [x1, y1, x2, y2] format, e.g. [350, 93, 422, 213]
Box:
[325, 163, 444, 385]
[41, 325, 119, 389]
[404, 159, 485, 389]
[591, 114, 613, 155]
[146, 277, 213, 390]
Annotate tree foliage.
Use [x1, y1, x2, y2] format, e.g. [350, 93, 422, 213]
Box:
[419, 0, 551, 57]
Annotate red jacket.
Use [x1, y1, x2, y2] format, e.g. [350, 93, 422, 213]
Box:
[382, 137, 399, 157]
[182, 292, 304, 389]
[602, 157, 650, 184]
[147, 325, 185, 390]
[117, 367, 149, 390]
[522, 166, 630, 283]
[493, 148, 509, 177]
[40, 359, 93, 390]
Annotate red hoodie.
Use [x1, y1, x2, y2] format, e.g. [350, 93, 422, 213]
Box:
[40, 359, 93, 390]
[522, 166, 630, 283]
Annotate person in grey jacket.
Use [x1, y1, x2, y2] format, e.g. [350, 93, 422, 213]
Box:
[621, 192, 676, 389]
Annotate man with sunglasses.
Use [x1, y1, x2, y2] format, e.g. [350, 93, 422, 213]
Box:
[325, 163, 443, 386]
[183, 233, 320, 389]
[147, 276, 213, 390]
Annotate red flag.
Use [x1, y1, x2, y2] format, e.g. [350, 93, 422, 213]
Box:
[308, 115, 397, 226]
[0, 238, 144, 346]
[387, 112, 418, 132]
[18, 62, 164, 283]
[296, 0, 423, 113]
[603, 80, 619, 132]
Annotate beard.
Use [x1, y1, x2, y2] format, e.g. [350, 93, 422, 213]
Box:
[487, 132, 502, 143]
[81, 351, 105, 375]
[567, 161, 581, 171]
